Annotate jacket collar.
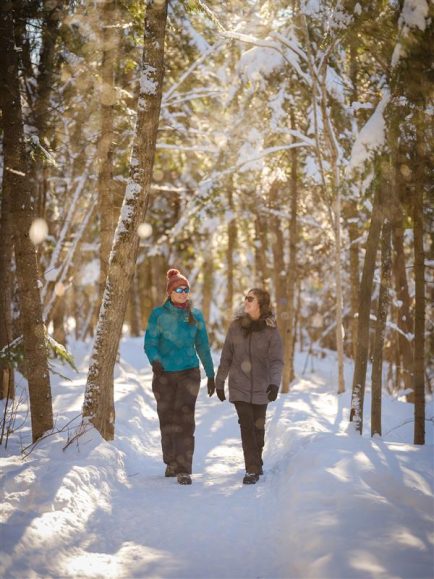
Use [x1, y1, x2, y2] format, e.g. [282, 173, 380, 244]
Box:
[235, 310, 277, 332]
[164, 299, 190, 315]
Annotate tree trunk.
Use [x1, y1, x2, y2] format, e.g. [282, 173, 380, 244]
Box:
[128, 273, 141, 337]
[347, 42, 360, 360]
[202, 251, 213, 327]
[139, 256, 153, 328]
[318, 68, 345, 394]
[226, 184, 237, 328]
[269, 180, 285, 331]
[413, 128, 425, 445]
[98, 0, 120, 303]
[0, 4, 53, 442]
[282, 126, 298, 392]
[332, 167, 345, 394]
[0, 126, 15, 400]
[391, 202, 414, 395]
[33, 0, 65, 217]
[347, 199, 360, 359]
[52, 295, 66, 346]
[253, 206, 268, 288]
[371, 212, 392, 437]
[82, 0, 168, 441]
[350, 186, 383, 434]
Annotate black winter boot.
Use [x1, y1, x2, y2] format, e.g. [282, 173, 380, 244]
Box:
[243, 472, 259, 485]
[165, 465, 176, 477]
[177, 473, 192, 485]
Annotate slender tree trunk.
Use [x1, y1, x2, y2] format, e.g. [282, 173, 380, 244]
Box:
[128, 273, 141, 337]
[282, 126, 298, 392]
[202, 251, 213, 327]
[52, 296, 66, 345]
[348, 43, 360, 359]
[269, 180, 285, 330]
[253, 206, 268, 288]
[33, 0, 65, 217]
[0, 4, 53, 442]
[347, 200, 360, 359]
[317, 67, 345, 394]
[226, 183, 237, 327]
[98, 0, 119, 303]
[371, 211, 392, 437]
[139, 256, 153, 328]
[391, 202, 414, 394]
[350, 186, 383, 434]
[0, 132, 15, 399]
[413, 124, 425, 445]
[390, 122, 414, 398]
[82, 0, 168, 440]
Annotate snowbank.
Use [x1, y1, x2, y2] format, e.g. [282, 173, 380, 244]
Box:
[1, 339, 433, 578]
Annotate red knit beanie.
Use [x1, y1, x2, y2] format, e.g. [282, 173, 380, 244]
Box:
[166, 268, 190, 295]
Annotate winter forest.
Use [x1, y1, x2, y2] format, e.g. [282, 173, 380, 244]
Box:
[1, 1, 433, 578]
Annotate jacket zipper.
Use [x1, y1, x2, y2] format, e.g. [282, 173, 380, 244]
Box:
[249, 332, 254, 403]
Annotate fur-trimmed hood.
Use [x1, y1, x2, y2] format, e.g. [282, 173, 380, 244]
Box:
[233, 306, 277, 333]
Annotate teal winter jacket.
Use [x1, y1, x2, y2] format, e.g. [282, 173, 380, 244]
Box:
[144, 300, 214, 377]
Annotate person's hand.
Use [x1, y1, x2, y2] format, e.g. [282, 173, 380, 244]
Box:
[207, 377, 216, 397]
[216, 388, 226, 402]
[267, 384, 279, 402]
[151, 360, 164, 375]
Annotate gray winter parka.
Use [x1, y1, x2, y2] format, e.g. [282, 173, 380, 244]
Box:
[215, 314, 284, 405]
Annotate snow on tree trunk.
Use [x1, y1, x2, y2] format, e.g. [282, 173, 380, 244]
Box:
[82, 0, 169, 440]
[0, 5, 53, 441]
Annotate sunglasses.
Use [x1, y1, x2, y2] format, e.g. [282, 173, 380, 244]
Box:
[244, 296, 256, 303]
[174, 287, 190, 294]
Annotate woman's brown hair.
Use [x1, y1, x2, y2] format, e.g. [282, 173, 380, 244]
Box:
[248, 288, 272, 318]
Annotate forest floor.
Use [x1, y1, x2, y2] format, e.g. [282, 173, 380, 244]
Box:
[1, 337, 433, 579]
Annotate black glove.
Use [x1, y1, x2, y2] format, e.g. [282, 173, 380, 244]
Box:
[151, 360, 164, 376]
[207, 377, 215, 397]
[267, 384, 279, 402]
[216, 388, 226, 402]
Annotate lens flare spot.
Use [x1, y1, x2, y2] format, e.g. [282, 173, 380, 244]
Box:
[29, 218, 48, 245]
[138, 223, 153, 238]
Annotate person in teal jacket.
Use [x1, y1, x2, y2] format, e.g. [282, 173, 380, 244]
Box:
[144, 268, 215, 485]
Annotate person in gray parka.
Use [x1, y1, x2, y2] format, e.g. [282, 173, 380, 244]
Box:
[214, 288, 283, 485]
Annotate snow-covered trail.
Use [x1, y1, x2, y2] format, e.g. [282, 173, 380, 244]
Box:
[1, 337, 433, 579]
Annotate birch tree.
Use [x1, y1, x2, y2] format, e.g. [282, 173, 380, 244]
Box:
[82, 0, 169, 440]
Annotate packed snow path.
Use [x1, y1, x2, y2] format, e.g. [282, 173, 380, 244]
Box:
[1, 338, 433, 579]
